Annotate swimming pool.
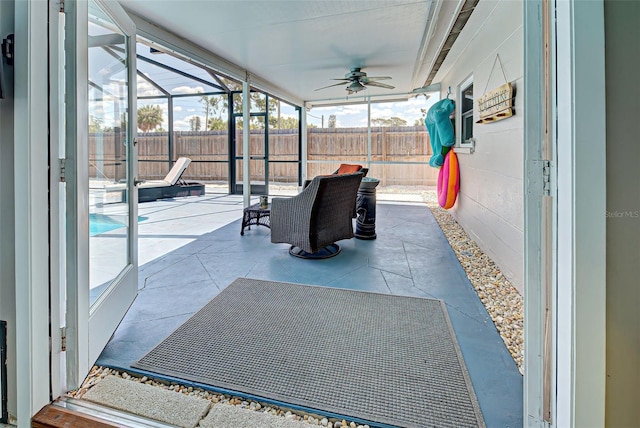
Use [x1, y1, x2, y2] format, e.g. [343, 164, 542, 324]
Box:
[90, 213, 148, 236]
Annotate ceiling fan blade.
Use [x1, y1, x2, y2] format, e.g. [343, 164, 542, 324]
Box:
[314, 81, 349, 91]
[362, 76, 392, 82]
[316, 69, 394, 91]
[365, 81, 395, 89]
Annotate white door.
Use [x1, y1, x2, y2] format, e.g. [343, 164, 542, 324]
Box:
[64, 0, 138, 389]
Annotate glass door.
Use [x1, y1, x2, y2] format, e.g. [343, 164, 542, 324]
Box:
[232, 92, 269, 195]
[234, 117, 268, 195]
[64, 0, 138, 387]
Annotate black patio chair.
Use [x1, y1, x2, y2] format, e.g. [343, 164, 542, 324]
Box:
[270, 172, 364, 259]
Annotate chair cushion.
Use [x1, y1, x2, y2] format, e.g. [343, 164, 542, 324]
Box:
[336, 164, 363, 174]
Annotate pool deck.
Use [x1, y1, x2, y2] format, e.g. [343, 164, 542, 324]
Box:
[96, 193, 523, 427]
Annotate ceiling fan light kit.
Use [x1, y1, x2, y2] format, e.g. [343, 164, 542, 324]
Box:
[315, 67, 395, 94]
[346, 80, 367, 94]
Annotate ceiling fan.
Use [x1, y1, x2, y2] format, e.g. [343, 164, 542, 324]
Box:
[315, 67, 395, 94]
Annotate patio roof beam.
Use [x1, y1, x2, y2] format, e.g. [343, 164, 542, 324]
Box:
[136, 70, 170, 96]
[138, 39, 232, 93]
[88, 80, 119, 99]
[136, 54, 225, 91]
[206, 70, 230, 92]
[94, 46, 128, 80]
[305, 95, 413, 109]
[137, 91, 227, 101]
[101, 46, 175, 99]
[109, 44, 224, 92]
[88, 33, 124, 48]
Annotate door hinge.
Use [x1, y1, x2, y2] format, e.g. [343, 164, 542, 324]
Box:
[59, 0, 64, 13]
[542, 160, 551, 196]
[60, 326, 67, 352]
[1, 34, 14, 66]
[59, 158, 66, 182]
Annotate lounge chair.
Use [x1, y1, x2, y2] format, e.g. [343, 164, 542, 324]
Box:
[105, 157, 204, 203]
[270, 172, 364, 258]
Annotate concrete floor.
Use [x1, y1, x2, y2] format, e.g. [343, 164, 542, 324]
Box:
[96, 193, 523, 427]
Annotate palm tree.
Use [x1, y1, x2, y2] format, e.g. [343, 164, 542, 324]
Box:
[137, 105, 163, 133]
[200, 95, 220, 130]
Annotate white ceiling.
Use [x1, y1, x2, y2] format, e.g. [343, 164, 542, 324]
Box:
[119, 0, 454, 105]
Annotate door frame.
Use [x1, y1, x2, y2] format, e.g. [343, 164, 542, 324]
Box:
[553, 0, 607, 426]
[523, 0, 607, 426]
[63, 0, 139, 391]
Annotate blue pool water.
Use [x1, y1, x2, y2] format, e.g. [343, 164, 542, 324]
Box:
[90, 214, 148, 236]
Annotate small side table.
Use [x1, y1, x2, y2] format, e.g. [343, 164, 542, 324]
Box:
[241, 203, 271, 235]
[355, 177, 380, 239]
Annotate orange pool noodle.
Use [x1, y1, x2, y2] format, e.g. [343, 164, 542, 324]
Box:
[437, 149, 460, 209]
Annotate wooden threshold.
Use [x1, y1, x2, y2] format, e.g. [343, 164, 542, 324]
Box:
[31, 398, 173, 428]
[32, 404, 125, 428]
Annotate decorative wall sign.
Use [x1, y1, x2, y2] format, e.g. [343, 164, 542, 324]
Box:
[476, 82, 514, 123]
[476, 54, 515, 124]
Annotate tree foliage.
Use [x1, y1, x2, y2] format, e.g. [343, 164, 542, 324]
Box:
[89, 115, 103, 132]
[193, 93, 302, 131]
[208, 117, 227, 131]
[189, 116, 202, 131]
[137, 104, 163, 132]
[328, 114, 337, 128]
[413, 108, 428, 126]
[271, 116, 299, 129]
[371, 116, 407, 127]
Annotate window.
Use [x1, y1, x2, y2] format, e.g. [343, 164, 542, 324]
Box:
[457, 76, 474, 147]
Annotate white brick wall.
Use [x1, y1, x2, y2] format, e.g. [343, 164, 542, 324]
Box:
[435, 0, 524, 293]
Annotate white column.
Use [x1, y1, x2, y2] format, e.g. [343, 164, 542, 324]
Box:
[242, 80, 250, 207]
[366, 97, 371, 169]
[14, 0, 52, 422]
[300, 106, 307, 182]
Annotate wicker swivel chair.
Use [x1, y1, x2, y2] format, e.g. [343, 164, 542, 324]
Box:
[270, 172, 364, 258]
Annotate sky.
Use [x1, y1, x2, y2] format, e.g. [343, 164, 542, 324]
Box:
[91, 41, 439, 132]
[135, 88, 439, 131]
[307, 96, 438, 129]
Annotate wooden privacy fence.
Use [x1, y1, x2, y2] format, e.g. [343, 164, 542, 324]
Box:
[89, 126, 438, 186]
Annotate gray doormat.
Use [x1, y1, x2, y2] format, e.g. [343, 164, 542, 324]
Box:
[133, 278, 485, 428]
